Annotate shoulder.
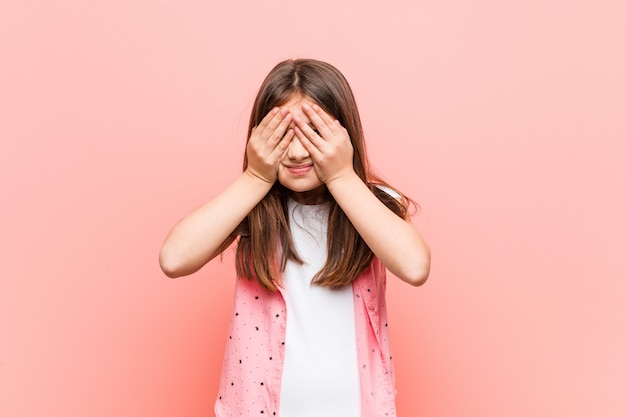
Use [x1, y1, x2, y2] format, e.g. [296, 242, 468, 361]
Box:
[369, 182, 411, 219]
[374, 184, 401, 199]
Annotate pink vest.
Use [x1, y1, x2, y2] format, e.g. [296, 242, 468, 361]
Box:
[215, 258, 396, 417]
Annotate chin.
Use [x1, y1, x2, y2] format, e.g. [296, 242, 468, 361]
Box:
[280, 182, 329, 204]
[278, 179, 323, 193]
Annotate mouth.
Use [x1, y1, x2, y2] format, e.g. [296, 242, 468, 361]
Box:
[285, 164, 313, 175]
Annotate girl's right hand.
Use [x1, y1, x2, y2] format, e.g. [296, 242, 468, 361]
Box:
[245, 107, 294, 184]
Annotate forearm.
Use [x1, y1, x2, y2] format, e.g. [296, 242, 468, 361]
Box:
[327, 173, 431, 286]
[159, 171, 273, 278]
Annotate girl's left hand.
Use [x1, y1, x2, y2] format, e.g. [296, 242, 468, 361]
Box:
[293, 103, 355, 185]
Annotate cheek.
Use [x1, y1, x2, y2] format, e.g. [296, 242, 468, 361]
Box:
[276, 165, 287, 183]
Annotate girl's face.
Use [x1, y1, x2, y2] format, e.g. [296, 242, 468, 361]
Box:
[277, 95, 327, 205]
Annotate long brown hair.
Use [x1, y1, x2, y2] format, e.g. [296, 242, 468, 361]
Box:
[236, 58, 412, 291]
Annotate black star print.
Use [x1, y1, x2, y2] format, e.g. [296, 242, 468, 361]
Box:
[255, 296, 259, 300]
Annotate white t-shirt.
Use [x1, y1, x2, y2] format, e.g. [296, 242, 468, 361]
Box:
[278, 198, 361, 417]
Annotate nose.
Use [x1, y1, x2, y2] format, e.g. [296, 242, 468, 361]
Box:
[286, 134, 310, 162]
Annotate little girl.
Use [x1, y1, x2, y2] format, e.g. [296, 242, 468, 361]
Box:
[159, 58, 431, 417]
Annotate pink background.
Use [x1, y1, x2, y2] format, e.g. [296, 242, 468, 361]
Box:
[2, 1, 625, 416]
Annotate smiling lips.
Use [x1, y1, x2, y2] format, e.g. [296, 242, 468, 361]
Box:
[286, 164, 313, 175]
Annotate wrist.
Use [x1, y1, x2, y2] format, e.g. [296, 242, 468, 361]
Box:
[244, 168, 276, 186]
[325, 170, 361, 192]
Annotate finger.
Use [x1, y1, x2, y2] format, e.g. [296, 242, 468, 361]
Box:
[293, 115, 324, 148]
[301, 103, 337, 138]
[258, 107, 289, 138]
[272, 128, 295, 158]
[311, 103, 338, 126]
[266, 111, 293, 147]
[256, 107, 280, 131]
[293, 126, 324, 159]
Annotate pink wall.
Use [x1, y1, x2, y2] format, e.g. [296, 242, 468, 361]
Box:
[2, 1, 624, 416]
